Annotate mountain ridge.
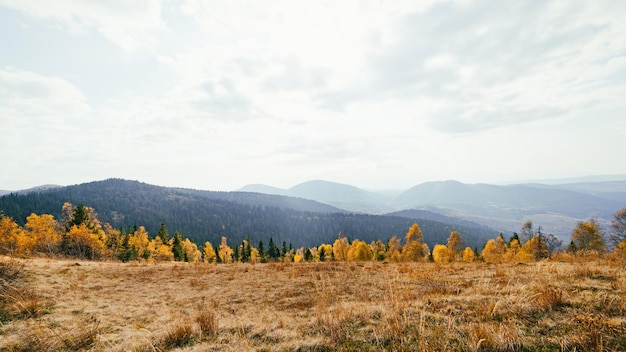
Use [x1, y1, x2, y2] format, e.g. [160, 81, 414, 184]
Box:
[0, 178, 495, 249]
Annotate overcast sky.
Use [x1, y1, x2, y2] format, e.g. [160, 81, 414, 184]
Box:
[1, 0, 625, 191]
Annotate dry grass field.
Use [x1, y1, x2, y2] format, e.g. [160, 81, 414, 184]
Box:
[1, 257, 626, 351]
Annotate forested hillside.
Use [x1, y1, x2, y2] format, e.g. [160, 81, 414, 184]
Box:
[0, 179, 495, 249]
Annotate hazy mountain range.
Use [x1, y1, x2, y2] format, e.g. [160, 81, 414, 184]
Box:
[239, 177, 626, 241]
[1, 175, 624, 246]
[0, 179, 496, 249]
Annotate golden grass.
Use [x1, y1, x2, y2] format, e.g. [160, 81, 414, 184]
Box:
[0, 258, 625, 351]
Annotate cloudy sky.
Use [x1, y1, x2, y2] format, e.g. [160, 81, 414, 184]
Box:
[1, 0, 625, 192]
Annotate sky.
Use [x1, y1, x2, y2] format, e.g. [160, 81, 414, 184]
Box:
[1, 0, 625, 192]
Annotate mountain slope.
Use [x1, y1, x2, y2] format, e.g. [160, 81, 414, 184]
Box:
[0, 179, 494, 249]
[239, 180, 394, 213]
[392, 180, 624, 238]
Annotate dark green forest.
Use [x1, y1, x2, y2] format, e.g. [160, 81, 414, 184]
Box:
[0, 179, 496, 248]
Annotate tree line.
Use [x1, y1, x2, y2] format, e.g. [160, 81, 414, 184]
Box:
[1, 203, 626, 264]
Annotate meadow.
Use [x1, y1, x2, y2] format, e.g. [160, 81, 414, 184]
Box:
[1, 257, 625, 351]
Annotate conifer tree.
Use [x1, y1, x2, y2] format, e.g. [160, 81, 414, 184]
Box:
[268, 237, 279, 261]
[157, 222, 169, 243]
[172, 231, 185, 261]
[258, 240, 267, 263]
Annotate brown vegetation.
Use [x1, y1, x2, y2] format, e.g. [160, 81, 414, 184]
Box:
[1, 257, 625, 351]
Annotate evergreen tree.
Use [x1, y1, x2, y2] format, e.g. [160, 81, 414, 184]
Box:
[172, 231, 184, 261]
[241, 235, 252, 263]
[268, 237, 279, 260]
[319, 246, 326, 262]
[233, 245, 240, 262]
[157, 222, 169, 243]
[282, 241, 288, 258]
[258, 240, 267, 263]
[304, 247, 312, 261]
[215, 244, 222, 263]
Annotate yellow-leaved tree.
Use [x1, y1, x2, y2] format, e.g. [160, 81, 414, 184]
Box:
[128, 226, 151, 259]
[333, 232, 350, 261]
[447, 231, 463, 260]
[0, 214, 33, 256]
[386, 235, 402, 262]
[182, 238, 201, 263]
[64, 224, 106, 259]
[152, 236, 174, 261]
[432, 244, 452, 263]
[370, 240, 386, 261]
[402, 223, 428, 261]
[61, 203, 107, 259]
[218, 236, 233, 264]
[571, 219, 606, 254]
[505, 239, 521, 261]
[517, 236, 549, 262]
[462, 247, 475, 262]
[203, 241, 217, 263]
[25, 213, 61, 255]
[347, 239, 373, 261]
[481, 236, 507, 263]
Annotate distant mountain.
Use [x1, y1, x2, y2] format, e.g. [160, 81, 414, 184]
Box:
[239, 180, 394, 213]
[392, 180, 624, 239]
[238, 178, 625, 240]
[0, 184, 63, 196]
[0, 179, 494, 249]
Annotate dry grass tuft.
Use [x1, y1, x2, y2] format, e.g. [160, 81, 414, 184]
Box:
[7, 316, 100, 352]
[0, 258, 49, 322]
[196, 310, 218, 336]
[534, 285, 565, 311]
[158, 320, 197, 349]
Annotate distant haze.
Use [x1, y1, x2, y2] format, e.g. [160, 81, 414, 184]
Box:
[1, 1, 625, 191]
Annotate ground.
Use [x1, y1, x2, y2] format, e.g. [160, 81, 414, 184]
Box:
[1, 257, 625, 351]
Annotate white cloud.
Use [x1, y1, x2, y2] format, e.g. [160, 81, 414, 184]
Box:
[1, 0, 625, 191]
[0, 0, 165, 52]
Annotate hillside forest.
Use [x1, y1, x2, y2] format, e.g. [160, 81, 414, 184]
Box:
[2, 202, 626, 265]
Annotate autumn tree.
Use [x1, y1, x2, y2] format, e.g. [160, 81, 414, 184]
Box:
[481, 236, 507, 263]
[103, 223, 124, 259]
[24, 213, 61, 255]
[505, 239, 522, 261]
[61, 203, 107, 259]
[63, 224, 106, 259]
[517, 236, 549, 262]
[182, 238, 201, 263]
[609, 208, 626, 248]
[386, 235, 402, 262]
[571, 219, 606, 254]
[520, 221, 534, 244]
[152, 236, 174, 261]
[370, 240, 386, 261]
[218, 236, 233, 264]
[0, 214, 32, 256]
[402, 223, 428, 261]
[462, 247, 475, 262]
[432, 244, 452, 263]
[333, 232, 350, 261]
[347, 239, 372, 261]
[127, 226, 151, 259]
[447, 231, 463, 259]
[203, 241, 217, 263]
